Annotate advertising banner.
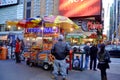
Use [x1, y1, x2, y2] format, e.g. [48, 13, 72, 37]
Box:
[59, 0, 101, 17]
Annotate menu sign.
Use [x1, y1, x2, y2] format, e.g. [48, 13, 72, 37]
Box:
[0, 0, 18, 7]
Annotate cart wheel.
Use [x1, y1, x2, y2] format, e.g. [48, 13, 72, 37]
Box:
[29, 62, 33, 67]
[34, 63, 38, 66]
[26, 60, 30, 65]
[43, 63, 50, 70]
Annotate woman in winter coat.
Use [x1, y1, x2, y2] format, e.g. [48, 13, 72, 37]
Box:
[97, 44, 111, 80]
[15, 38, 21, 63]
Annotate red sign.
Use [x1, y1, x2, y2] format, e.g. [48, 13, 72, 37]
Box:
[59, 0, 101, 17]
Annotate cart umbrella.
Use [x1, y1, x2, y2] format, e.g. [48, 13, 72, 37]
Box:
[16, 18, 42, 28]
[43, 15, 79, 32]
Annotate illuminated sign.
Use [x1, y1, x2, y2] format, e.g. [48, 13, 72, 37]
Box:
[59, 0, 101, 17]
[26, 27, 58, 33]
[81, 21, 103, 31]
[0, 0, 18, 7]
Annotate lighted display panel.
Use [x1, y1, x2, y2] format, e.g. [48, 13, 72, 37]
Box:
[59, 0, 101, 17]
[26, 28, 58, 34]
[0, 0, 18, 7]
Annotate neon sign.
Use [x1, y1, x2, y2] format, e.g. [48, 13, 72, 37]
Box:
[26, 27, 58, 33]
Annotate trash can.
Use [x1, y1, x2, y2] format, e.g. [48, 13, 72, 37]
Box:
[72, 50, 84, 71]
[0, 47, 8, 60]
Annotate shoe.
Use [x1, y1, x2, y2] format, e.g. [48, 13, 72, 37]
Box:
[90, 68, 92, 70]
[63, 78, 67, 80]
[51, 76, 58, 80]
[54, 77, 58, 80]
[93, 69, 97, 71]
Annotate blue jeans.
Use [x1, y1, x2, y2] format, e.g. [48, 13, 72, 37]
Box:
[52, 59, 67, 78]
[84, 55, 89, 69]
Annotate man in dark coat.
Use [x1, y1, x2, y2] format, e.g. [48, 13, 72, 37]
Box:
[83, 42, 90, 70]
[51, 35, 70, 80]
[89, 44, 98, 71]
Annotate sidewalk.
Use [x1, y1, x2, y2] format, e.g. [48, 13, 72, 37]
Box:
[66, 69, 101, 80]
[0, 59, 120, 80]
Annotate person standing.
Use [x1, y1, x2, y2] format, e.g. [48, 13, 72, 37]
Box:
[20, 40, 25, 54]
[15, 38, 21, 63]
[97, 44, 111, 80]
[89, 44, 98, 71]
[51, 35, 70, 80]
[83, 42, 90, 70]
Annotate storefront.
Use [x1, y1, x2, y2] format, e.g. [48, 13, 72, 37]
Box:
[66, 33, 86, 45]
[59, 0, 103, 44]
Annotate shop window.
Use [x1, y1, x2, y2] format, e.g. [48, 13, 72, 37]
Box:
[27, 2, 31, 7]
[26, 9, 31, 18]
[5, 27, 10, 31]
[0, 25, 2, 31]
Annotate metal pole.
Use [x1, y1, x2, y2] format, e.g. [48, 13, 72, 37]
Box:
[41, 21, 44, 50]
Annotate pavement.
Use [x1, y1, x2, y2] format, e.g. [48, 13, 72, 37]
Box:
[0, 58, 120, 80]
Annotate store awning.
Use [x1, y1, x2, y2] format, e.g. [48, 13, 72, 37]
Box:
[66, 33, 83, 38]
[82, 32, 96, 36]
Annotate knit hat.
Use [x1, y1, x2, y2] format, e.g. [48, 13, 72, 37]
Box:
[100, 43, 105, 48]
[58, 35, 64, 40]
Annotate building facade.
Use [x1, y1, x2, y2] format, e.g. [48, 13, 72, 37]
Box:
[24, 0, 59, 18]
[109, 0, 120, 41]
[0, 0, 24, 40]
[109, 4, 115, 41]
[0, 0, 24, 31]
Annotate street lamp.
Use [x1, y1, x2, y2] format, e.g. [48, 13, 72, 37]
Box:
[18, 27, 21, 30]
[70, 28, 74, 32]
[8, 25, 11, 29]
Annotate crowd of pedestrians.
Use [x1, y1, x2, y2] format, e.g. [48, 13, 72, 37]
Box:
[1, 34, 111, 80]
[71, 41, 111, 80]
[50, 34, 111, 80]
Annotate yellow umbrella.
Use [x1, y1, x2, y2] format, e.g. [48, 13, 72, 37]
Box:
[54, 15, 74, 24]
[6, 20, 18, 26]
[43, 15, 79, 31]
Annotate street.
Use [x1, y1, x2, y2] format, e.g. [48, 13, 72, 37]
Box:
[0, 58, 120, 80]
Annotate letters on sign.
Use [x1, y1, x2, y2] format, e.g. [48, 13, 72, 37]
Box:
[26, 27, 58, 33]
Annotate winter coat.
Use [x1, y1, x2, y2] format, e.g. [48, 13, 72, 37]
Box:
[97, 50, 111, 70]
[51, 40, 70, 60]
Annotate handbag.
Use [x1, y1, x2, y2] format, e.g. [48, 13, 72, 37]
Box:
[104, 51, 111, 63]
[97, 62, 104, 69]
[97, 61, 110, 69]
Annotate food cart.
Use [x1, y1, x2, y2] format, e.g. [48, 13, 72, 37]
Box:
[23, 27, 59, 70]
[7, 15, 79, 70]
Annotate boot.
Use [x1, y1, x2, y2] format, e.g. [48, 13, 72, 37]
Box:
[63, 78, 67, 80]
[103, 76, 107, 80]
[51, 76, 58, 80]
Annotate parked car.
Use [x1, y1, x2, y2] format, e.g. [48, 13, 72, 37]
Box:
[105, 45, 120, 58]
